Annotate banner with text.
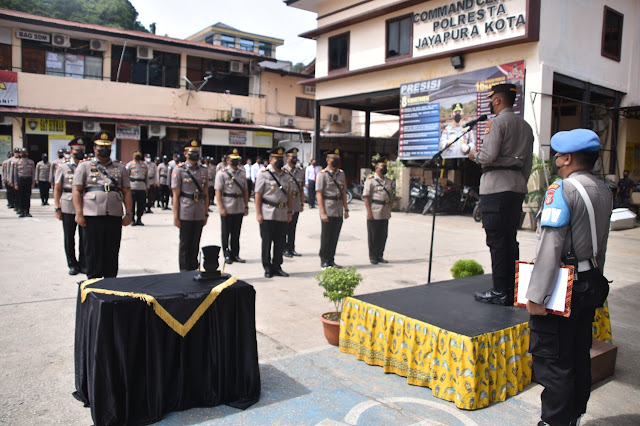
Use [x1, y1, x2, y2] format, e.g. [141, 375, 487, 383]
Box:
[0, 70, 17, 106]
[116, 124, 140, 140]
[398, 60, 525, 160]
[26, 118, 66, 134]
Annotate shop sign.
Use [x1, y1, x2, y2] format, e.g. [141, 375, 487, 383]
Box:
[0, 70, 17, 106]
[254, 131, 272, 148]
[25, 117, 66, 134]
[229, 130, 247, 146]
[398, 60, 525, 160]
[116, 124, 140, 140]
[16, 30, 50, 43]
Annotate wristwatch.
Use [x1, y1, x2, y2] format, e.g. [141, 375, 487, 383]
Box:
[125, 212, 134, 217]
[54, 207, 61, 212]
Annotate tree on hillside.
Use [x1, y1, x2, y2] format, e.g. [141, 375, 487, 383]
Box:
[0, 0, 148, 32]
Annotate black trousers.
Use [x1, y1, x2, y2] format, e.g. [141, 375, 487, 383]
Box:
[159, 184, 170, 207]
[38, 181, 50, 203]
[146, 186, 156, 210]
[209, 186, 215, 205]
[307, 181, 316, 207]
[367, 219, 389, 261]
[17, 177, 32, 214]
[84, 216, 122, 279]
[480, 191, 524, 295]
[285, 212, 299, 252]
[6, 184, 16, 207]
[131, 189, 146, 219]
[179, 220, 204, 271]
[62, 213, 85, 269]
[221, 213, 243, 258]
[260, 220, 287, 272]
[530, 286, 598, 425]
[319, 216, 343, 264]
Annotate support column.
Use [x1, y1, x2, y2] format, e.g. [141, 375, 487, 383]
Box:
[364, 110, 371, 164]
[315, 102, 321, 164]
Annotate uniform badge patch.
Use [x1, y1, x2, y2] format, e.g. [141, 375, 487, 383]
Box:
[540, 180, 570, 227]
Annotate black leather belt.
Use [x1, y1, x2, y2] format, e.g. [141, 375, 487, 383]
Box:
[130, 178, 145, 182]
[160, 174, 167, 178]
[372, 199, 390, 205]
[324, 195, 341, 201]
[18, 176, 32, 180]
[62, 188, 72, 193]
[482, 165, 522, 172]
[223, 192, 243, 198]
[180, 191, 203, 201]
[85, 184, 119, 193]
[262, 199, 287, 209]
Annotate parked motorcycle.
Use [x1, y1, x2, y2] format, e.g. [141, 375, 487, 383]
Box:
[406, 177, 429, 213]
[473, 198, 482, 222]
[422, 185, 461, 215]
[346, 181, 364, 204]
[459, 186, 480, 215]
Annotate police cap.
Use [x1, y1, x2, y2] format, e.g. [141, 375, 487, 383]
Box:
[551, 129, 601, 154]
[323, 147, 340, 157]
[453, 103, 463, 112]
[286, 148, 298, 156]
[269, 147, 285, 158]
[69, 136, 88, 149]
[184, 139, 200, 151]
[374, 155, 388, 165]
[486, 83, 517, 98]
[93, 131, 113, 146]
[227, 148, 241, 159]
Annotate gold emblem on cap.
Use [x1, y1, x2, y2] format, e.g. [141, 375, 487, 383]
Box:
[233, 149, 239, 155]
[191, 140, 198, 147]
[334, 148, 340, 154]
[101, 133, 109, 140]
[278, 148, 283, 155]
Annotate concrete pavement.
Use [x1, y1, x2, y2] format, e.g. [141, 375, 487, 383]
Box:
[0, 198, 639, 425]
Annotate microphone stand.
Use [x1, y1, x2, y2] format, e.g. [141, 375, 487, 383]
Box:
[421, 124, 478, 283]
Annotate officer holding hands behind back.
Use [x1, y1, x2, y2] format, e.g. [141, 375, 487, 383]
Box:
[283, 147, 304, 257]
[364, 156, 393, 264]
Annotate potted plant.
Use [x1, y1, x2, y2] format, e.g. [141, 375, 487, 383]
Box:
[315, 266, 363, 346]
[450, 259, 484, 278]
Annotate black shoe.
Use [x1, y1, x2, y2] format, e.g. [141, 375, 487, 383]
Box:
[146, 209, 153, 214]
[370, 258, 378, 265]
[225, 257, 234, 265]
[283, 251, 293, 258]
[473, 289, 512, 306]
[208, 208, 213, 212]
[264, 270, 273, 278]
[321, 262, 331, 270]
[79, 266, 87, 274]
[378, 257, 389, 264]
[131, 221, 138, 226]
[291, 250, 302, 257]
[136, 219, 144, 226]
[69, 266, 79, 276]
[329, 262, 343, 269]
[25, 213, 32, 217]
[19, 213, 26, 217]
[273, 268, 289, 277]
[41, 202, 46, 206]
[162, 207, 170, 210]
[233, 256, 245, 263]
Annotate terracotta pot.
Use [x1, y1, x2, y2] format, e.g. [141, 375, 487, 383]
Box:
[320, 312, 341, 346]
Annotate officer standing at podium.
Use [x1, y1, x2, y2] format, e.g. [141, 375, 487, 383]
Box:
[73, 131, 133, 279]
[316, 148, 349, 269]
[525, 129, 612, 426]
[283, 148, 304, 257]
[172, 139, 208, 271]
[363, 156, 393, 264]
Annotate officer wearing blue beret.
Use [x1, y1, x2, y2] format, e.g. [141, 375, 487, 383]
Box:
[526, 129, 612, 426]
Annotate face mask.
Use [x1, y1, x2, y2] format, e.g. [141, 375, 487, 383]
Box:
[380, 166, 388, 175]
[188, 153, 200, 162]
[134, 155, 142, 161]
[552, 156, 564, 176]
[64, 153, 70, 159]
[454, 114, 462, 123]
[289, 156, 298, 164]
[330, 158, 340, 168]
[73, 151, 84, 160]
[274, 159, 284, 169]
[230, 159, 239, 167]
[489, 100, 495, 114]
[58, 154, 64, 159]
[97, 148, 111, 158]
[21, 153, 28, 158]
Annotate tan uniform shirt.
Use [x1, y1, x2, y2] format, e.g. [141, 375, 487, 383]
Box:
[214, 166, 247, 214]
[49, 157, 64, 183]
[255, 165, 291, 222]
[157, 163, 169, 185]
[55, 160, 79, 214]
[171, 163, 208, 221]
[207, 164, 216, 186]
[36, 161, 51, 182]
[363, 175, 393, 220]
[8, 156, 19, 186]
[284, 164, 304, 212]
[145, 160, 157, 186]
[316, 168, 346, 217]
[2, 158, 11, 183]
[125, 160, 148, 191]
[475, 108, 534, 195]
[13, 158, 35, 181]
[73, 159, 130, 217]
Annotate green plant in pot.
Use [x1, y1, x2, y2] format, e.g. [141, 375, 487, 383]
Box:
[315, 266, 363, 346]
[451, 259, 484, 278]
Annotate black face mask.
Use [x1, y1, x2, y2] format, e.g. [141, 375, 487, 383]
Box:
[230, 159, 239, 167]
[58, 154, 64, 159]
[489, 100, 495, 115]
[21, 153, 28, 158]
[453, 114, 462, 123]
[289, 156, 298, 164]
[73, 151, 84, 160]
[274, 159, 284, 169]
[330, 158, 340, 168]
[380, 166, 388, 175]
[188, 153, 200, 162]
[97, 148, 111, 158]
[135, 155, 142, 161]
[552, 158, 563, 176]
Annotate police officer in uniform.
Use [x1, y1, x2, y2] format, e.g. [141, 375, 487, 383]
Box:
[364, 156, 393, 264]
[35, 153, 51, 205]
[468, 83, 534, 305]
[49, 148, 65, 189]
[206, 157, 216, 208]
[255, 147, 293, 278]
[283, 148, 304, 257]
[7, 148, 21, 211]
[215, 148, 249, 264]
[439, 103, 476, 158]
[316, 148, 349, 269]
[54, 137, 87, 275]
[2, 151, 14, 208]
[73, 131, 133, 279]
[14, 148, 36, 217]
[157, 155, 170, 210]
[526, 129, 612, 426]
[126, 150, 149, 226]
[144, 153, 158, 214]
[172, 139, 209, 271]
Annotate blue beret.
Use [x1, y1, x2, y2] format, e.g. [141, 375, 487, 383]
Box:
[550, 129, 600, 153]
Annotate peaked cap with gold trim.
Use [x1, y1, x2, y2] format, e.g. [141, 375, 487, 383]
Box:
[227, 148, 241, 159]
[269, 147, 285, 158]
[286, 147, 298, 156]
[324, 147, 340, 157]
[185, 139, 201, 151]
[93, 131, 113, 146]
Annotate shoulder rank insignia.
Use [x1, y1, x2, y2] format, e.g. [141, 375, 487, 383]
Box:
[540, 180, 570, 227]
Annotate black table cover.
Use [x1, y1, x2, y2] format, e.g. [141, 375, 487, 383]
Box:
[73, 272, 260, 426]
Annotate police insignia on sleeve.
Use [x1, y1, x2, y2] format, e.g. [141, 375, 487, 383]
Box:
[540, 180, 570, 227]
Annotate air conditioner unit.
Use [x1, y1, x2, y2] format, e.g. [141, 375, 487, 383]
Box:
[282, 116, 296, 127]
[303, 86, 316, 95]
[231, 107, 247, 119]
[230, 61, 244, 73]
[329, 113, 342, 123]
[90, 39, 107, 52]
[0, 116, 12, 125]
[148, 124, 166, 138]
[137, 46, 153, 60]
[52, 33, 71, 48]
[82, 121, 101, 132]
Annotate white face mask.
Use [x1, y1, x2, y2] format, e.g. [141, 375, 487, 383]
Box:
[145, 158, 151, 162]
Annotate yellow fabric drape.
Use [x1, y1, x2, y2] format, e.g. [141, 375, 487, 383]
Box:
[339, 297, 612, 410]
[80, 276, 238, 338]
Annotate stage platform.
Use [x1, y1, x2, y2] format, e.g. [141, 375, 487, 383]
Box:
[339, 274, 612, 410]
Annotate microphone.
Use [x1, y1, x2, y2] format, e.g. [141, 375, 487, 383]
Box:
[463, 114, 488, 130]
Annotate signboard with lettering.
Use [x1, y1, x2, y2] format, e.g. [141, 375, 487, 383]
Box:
[16, 30, 50, 43]
[116, 124, 140, 140]
[398, 60, 525, 160]
[412, 0, 529, 58]
[25, 118, 66, 135]
[229, 130, 247, 146]
[0, 70, 17, 106]
[254, 131, 273, 148]
[0, 135, 11, 160]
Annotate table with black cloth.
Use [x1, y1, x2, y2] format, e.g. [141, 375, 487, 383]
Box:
[73, 272, 260, 426]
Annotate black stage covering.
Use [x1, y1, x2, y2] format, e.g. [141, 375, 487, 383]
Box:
[74, 272, 260, 426]
[356, 274, 530, 336]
